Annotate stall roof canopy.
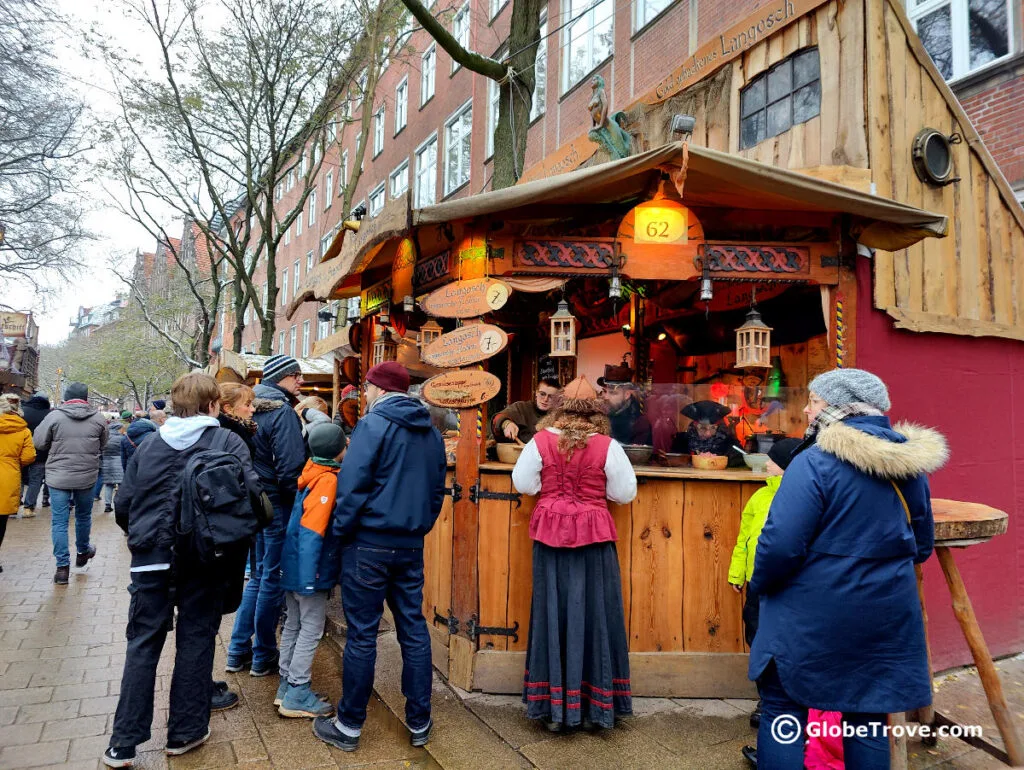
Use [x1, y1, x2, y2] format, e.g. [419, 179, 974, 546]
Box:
[415, 142, 948, 251]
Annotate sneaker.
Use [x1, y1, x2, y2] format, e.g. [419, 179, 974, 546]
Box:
[250, 652, 279, 677]
[211, 686, 239, 711]
[75, 545, 97, 568]
[274, 677, 288, 707]
[54, 566, 70, 585]
[313, 716, 359, 751]
[279, 682, 334, 718]
[165, 728, 211, 756]
[225, 651, 252, 673]
[409, 719, 433, 747]
[749, 700, 762, 729]
[741, 745, 757, 768]
[104, 505, 113, 513]
[20, 507, 36, 518]
[42, 500, 49, 508]
[102, 745, 136, 767]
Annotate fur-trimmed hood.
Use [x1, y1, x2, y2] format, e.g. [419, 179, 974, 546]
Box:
[252, 381, 292, 413]
[253, 397, 287, 413]
[815, 418, 949, 479]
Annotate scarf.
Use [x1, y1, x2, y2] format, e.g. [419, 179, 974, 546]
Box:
[804, 402, 883, 442]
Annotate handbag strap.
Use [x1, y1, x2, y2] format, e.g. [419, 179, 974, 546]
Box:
[891, 480, 911, 525]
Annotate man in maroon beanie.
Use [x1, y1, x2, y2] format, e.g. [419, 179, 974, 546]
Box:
[314, 362, 446, 753]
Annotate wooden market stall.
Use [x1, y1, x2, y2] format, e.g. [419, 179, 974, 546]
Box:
[289, 141, 949, 697]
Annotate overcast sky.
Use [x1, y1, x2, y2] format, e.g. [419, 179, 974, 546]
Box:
[8, 0, 184, 344]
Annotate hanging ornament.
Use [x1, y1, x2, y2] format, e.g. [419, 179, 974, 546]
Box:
[418, 318, 443, 350]
[549, 298, 577, 357]
[735, 289, 772, 369]
[836, 294, 846, 369]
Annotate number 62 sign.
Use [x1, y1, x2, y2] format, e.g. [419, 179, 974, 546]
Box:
[633, 201, 689, 245]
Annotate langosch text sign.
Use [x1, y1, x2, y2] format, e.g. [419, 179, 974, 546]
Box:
[422, 369, 501, 408]
[422, 324, 508, 368]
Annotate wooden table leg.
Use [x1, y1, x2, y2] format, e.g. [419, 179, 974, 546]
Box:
[915, 563, 938, 746]
[935, 546, 1024, 766]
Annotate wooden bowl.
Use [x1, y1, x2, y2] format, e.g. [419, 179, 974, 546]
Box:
[496, 443, 525, 464]
[692, 454, 729, 470]
[622, 444, 653, 465]
[661, 453, 691, 467]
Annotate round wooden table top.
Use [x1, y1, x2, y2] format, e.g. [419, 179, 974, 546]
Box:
[932, 498, 1008, 546]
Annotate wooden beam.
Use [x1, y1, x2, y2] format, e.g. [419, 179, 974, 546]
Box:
[885, 307, 1024, 342]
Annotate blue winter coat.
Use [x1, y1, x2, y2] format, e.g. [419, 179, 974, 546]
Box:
[121, 419, 157, 471]
[748, 415, 948, 714]
[332, 393, 447, 549]
[100, 424, 126, 484]
[251, 382, 306, 505]
[281, 460, 343, 594]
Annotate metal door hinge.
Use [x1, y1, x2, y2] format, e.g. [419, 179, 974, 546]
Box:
[433, 608, 459, 635]
[465, 614, 520, 644]
[468, 483, 522, 508]
[444, 482, 463, 502]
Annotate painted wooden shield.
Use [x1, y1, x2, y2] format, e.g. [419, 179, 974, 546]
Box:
[421, 324, 508, 368]
[421, 278, 511, 318]
[422, 369, 502, 408]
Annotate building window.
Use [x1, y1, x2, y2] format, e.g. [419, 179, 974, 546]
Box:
[302, 320, 311, 357]
[395, 77, 408, 133]
[634, 0, 673, 31]
[910, 0, 1011, 81]
[293, 260, 300, 292]
[324, 171, 333, 207]
[287, 168, 295, 191]
[739, 47, 820, 150]
[275, 183, 283, 201]
[444, 101, 472, 195]
[390, 160, 410, 198]
[279, 330, 286, 354]
[421, 45, 436, 105]
[532, 13, 548, 120]
[490, 0, 509, 19]
[398, 13, 414, 46]
[340, 150, 348, 195]
[415, 134, 438, 207]
[284, 225, 291, 246]
[289, 325, 297, 357]
[369, 182, 386, 217]
[282, 269, 290, 306]
[318, 303, 332, 339]
[355, 69, 367, 107]
[373, 105, 386, 157]
[296, 205, 302, 236]
[308, 191, 317, 225]
[306, 250, 314, 271]
[486, 54, 504, 158]
[320, 234, 331, 257]
[560, 0, 613, 94]
[452, 4, 470, 73]
[326, 119, 336, 144]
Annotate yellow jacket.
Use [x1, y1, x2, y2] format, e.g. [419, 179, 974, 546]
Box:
[728, 474, 782, 585]
[0, 413, 35, 515]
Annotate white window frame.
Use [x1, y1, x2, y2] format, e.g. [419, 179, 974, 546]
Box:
[326, 119, 337, 144]
[369, 182, 386, 217]
[284, 224, 291, 246]
[306, 250, 315, 271]
[414, 133, 438, 207]
[275, 183, 283, 201]
[395, 77, 409, 134]
[296, 205, 303, 236]
[318, 303, 332, 339]
[532, 12, 548, 120]
[320, 234, 331, 257]
[324, 171, 333, 207]
[490, 0, 509, 19]
[421, 45, 436, 105]
[908, 0, 1014, 81]
[390, 159, 410, 198]
[373, 105, 386, 157]
[293, 260, 300, 292]
[289, 325, 297, 357]
[281, 269, 289, 306]
[278, 330, 286, 354]
[308, 191, 317, 225]
[452, 4, 470, 73]
[340, 150, 349, 196]
[302, 320, 311, 357]
[560, 0, 615, 94]
[444, 100, 473, 196]
[355, 69, 367, 107]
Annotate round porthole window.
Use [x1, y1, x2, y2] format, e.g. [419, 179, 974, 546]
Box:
[912, 128, 955, 186]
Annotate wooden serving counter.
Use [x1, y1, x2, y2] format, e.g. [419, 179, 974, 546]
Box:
[421, 462, 768, 697]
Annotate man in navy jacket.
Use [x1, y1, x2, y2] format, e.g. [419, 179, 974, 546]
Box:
[314, 362, 446, 753]
[226, 355, 307, 676]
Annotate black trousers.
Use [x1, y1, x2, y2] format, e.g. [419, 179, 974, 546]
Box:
[0, 515, 8, 551]
[109, 562, 222, 748]
[743, 588, 760, 648]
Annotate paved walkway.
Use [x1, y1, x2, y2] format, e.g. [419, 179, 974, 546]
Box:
[0, 502, 1017, 769]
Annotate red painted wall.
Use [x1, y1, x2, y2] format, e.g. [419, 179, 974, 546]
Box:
[856, 256, 1024, 671]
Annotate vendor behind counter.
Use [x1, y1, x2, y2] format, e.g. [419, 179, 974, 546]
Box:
[598, 363, 653, 446]
[671, 400, 744, 466]
[492, 378, 563, 443]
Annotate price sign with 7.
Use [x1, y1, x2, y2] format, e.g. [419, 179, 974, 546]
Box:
[486, 282, 509, 310]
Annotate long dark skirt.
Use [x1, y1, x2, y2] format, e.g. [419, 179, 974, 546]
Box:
[522, 541, 632, 729]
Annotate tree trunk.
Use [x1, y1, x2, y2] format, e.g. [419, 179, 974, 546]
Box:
[493, 0, 543, 189]
[232, 271, 246, 352]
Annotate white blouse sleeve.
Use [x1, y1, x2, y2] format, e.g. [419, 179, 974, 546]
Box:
[604, 440, 638, 503]
[511, 438, 542, 495]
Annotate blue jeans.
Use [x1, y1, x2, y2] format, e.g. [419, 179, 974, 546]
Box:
[228, 497, 289, 666]
[338, 544, 432, 732]
[756, 661, 890, 769]
[21, 460, 46, 509]
[50, 488, 94, 567]
[92, 473, 104, 500]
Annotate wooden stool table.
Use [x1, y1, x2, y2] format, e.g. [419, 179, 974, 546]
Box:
[894, 499, 1023, 767]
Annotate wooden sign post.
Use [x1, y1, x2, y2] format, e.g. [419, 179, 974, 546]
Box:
[422, 278, 511, 318]
[422, 369, 502, 409]
[422, 324, 508, 368]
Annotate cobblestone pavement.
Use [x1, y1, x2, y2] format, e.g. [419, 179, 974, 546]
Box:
[0, 502, 439, 770]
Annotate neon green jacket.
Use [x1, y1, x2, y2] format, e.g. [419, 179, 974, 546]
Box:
[728, 475, 782, 585]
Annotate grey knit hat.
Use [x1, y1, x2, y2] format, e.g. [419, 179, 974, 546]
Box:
[262, 354, 301, 384]
[808, 368, 891, 412]
[64, 382, 89, 401]
[307, 422, 346, 460]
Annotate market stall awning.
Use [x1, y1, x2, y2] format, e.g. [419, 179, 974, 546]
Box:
[415, 142, 948, 251]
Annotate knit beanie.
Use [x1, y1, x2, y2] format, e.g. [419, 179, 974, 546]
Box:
[366, 361, 410, 393]
[308, 422, 346, 460]
[64, 382, 88, 402]
[808, 368, 891, 412]
[768, 437, 803, 471]
[151, 399, 166, 411]
[263, 354, 301, 384]
[120, 410, 133, 420]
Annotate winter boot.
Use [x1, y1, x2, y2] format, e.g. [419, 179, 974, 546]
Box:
[278, 682, 334, 718]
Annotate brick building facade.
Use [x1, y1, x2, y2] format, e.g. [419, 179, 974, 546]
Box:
[220, 0, 1024, 356]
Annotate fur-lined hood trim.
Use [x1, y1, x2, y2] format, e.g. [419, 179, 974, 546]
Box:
[253, 397, 286, 413]
[815, 420, 949, 479]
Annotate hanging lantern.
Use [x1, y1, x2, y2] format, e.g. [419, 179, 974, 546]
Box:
[735, 307, 772, 369]
[403, 294, 415, 313]
[418, 318, 442, 349]
[549, 298, 577, 357]
[372, 327, 398, 366]
[377, 303, 391, 327]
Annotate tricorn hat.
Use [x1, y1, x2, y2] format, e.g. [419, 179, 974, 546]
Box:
[596, 363, 635, 388]
[681, 400, 730, 424]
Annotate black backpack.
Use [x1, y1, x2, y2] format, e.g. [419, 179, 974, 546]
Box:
[178, 428, 265, 562]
